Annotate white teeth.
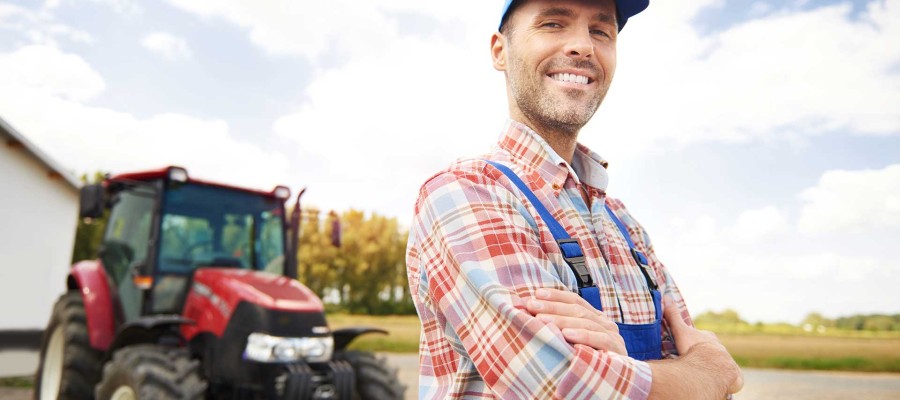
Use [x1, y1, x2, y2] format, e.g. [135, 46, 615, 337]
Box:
[551, 73, 589, 84]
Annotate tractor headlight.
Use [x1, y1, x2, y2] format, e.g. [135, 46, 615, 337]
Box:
[244, 333, 333, 363]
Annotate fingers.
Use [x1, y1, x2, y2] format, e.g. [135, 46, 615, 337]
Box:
[526, 288, 620, 335]
[527, 297, 590, 319]
[535, 313, 618, 334]
[561, 328, 628, 356]
[729, 369, 744, 394]
[527, 289, 605, 319]
[536, 288, 597, 311]
[663, 295, 688, 334]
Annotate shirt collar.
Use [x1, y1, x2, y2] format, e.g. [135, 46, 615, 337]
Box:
[497, 119, 609, 192]
[572, 143, 609, 192]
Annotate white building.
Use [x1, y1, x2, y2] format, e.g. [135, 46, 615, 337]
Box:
[0, 116, 79, 376]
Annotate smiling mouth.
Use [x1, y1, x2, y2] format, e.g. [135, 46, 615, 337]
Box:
[549, 73, 592, 85]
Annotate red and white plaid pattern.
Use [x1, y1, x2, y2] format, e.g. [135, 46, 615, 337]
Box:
[407, 120, 692, 399]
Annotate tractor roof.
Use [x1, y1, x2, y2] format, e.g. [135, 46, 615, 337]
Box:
[109, 166, 289, 200]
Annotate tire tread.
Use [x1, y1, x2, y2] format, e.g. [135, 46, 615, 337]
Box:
[34, 291, 104, 400]
[94, 344, 207, 399]
[337, 351, 405, 400]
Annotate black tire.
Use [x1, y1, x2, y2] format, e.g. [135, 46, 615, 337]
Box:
[94, 344, 207, 400]
[336, 351, 405, 400]
[34, 291, 104, 400]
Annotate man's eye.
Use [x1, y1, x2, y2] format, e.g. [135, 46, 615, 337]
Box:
[542, 22, 562, 28]
[590, 29, 610, 38]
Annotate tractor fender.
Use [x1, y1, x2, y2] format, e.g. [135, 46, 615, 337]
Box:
[69, 260, 116, 351]
[332, 327, 388, 351]
[108, 315, 195, 354]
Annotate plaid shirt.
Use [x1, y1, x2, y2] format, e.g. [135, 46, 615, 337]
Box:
[407, 120, 692, 399]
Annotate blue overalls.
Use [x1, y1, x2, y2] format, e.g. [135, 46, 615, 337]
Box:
[486, 161, 663, 361]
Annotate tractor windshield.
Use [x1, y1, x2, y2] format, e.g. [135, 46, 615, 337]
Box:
[157, 183, 286, 275]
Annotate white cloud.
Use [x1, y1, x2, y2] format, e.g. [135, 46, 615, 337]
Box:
[0, 45, 292, 193]
[0, 3, 27, 21]
[0, 3, 93, 46]
[0, 45, 105, 102]
[798, 164, 900, 234]
[271, 34, 507, 217]
[89, 0, 142, 15]
[164, 0, 494, 61]
[141, 32, 192, 61]
[586, 0, 900, 155]
[164, 0, 394, 60]
[730, 206, 789, 242]
[43, 0, 143, 15]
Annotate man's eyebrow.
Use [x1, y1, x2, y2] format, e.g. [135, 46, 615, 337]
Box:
[533, 7, 576, 21]
[532, 7, 617, 26]
[593, 11, 617, 26]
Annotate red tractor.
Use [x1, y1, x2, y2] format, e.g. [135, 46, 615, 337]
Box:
[34, 166, 405, 399]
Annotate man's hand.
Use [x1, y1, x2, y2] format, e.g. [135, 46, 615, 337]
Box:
[651, 297, 744, 398]
[662, 296, 721, 356]
[525, 288, 627, 356]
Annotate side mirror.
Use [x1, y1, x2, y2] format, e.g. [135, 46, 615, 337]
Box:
[79, 184, 105, 218]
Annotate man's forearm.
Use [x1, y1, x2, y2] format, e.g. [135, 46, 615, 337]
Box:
[647, 342, 739, 400]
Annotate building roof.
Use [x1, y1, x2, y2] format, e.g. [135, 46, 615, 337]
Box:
[0, 116, 81, 191]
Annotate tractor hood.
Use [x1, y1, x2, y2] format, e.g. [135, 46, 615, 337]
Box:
[191, 268, 324, 314]
[182, 268, 330, 340]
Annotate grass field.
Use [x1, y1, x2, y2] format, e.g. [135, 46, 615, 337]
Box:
[328, 314, 422, 353]
[720, 334, 900, 372]
[329, 314, 900, 373]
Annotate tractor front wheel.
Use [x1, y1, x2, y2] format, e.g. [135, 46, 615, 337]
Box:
[94, 345, 207, 400]
[34, 291, 104, 400]
[336, 351, 405, 400]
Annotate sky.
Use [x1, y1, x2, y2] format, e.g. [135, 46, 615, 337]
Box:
[0, 0, 897, 324]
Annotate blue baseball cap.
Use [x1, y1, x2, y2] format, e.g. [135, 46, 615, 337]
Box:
[499, 0, 649, 32]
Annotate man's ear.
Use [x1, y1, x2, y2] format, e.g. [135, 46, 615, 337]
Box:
[491, 32, 507, 71]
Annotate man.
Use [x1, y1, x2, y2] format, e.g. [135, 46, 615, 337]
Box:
[406, 0, 743, 398]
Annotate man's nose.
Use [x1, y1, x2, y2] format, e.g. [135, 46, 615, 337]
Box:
[564, 29, 594, 59]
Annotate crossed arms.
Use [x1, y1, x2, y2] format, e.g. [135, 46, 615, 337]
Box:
[408, 169, 742, 399]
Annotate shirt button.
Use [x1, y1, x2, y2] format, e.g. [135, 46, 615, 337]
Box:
[552, 183, 561, 190]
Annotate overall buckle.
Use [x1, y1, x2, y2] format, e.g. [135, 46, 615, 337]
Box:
[557, 238, 592, 289]
[630, 248, 658, 290]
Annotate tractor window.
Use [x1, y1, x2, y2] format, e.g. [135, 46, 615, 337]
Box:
[102, 188, 154, 283]
[259, 211, 285, 274]
[158, 215, 215, 272]
[101, 185, 155, 321]
[156, 183, 286, 275]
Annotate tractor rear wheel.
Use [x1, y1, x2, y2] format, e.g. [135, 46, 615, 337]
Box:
[94, 345, 207, 400]
[34, 291, 104, 400]
[336, 351, 405, 400]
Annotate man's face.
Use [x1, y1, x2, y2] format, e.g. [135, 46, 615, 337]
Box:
[494, 0, 618, 134]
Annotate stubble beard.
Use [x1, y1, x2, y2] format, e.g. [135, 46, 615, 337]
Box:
[507, 51, 608, 138]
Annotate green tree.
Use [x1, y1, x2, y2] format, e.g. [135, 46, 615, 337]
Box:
[802, 312, 833, 328]
[694, 309, 746, 326]
[295, 208, 412, 315]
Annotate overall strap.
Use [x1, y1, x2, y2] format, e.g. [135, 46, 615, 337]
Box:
[604, 205, 658, 291]
[485, 161, 603, 310]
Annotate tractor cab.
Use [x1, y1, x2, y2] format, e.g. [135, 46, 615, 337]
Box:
[81, 167, 291, 322]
